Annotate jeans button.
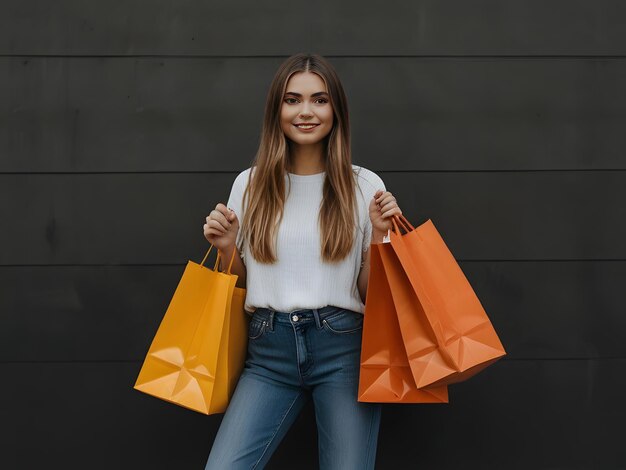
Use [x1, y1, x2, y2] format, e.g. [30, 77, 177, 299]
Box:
[292, 315, 299, 322]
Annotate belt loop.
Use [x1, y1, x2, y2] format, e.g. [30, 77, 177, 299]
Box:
[312, 308, 322, 329]
[268, 310, 275, 331]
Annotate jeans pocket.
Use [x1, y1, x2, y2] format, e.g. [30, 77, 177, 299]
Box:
[248, 316, 267, 340]
[322, 310, 364, 335]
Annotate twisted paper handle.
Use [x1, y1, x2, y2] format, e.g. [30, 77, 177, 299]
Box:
[390, 213, 415, 235]
[200, 243, 237, 274]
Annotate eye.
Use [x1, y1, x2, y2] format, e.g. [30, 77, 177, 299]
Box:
[283, 97, 328, 104]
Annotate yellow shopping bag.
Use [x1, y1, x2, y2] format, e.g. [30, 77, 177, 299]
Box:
[134, 245, 248, 414]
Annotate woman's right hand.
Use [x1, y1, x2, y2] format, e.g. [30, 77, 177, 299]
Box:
[203, 203, 239, 252]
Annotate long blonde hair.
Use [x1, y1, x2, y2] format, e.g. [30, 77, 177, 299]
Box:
[240, 53, 360, 264]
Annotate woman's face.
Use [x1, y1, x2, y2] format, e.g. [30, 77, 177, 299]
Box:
[280, 71, 334, 145]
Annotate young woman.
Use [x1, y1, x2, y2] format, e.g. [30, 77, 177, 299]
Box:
[202, 53, 402, 469]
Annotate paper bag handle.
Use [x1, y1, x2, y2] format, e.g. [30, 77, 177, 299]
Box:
[200, 243, 237, 274]
[391, 213, 415, 235]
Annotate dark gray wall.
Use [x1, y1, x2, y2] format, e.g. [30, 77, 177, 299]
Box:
[1, 1, 625, 469]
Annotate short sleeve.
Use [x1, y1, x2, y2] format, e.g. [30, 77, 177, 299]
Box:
[226, 168, 251, 265]
[360, 169, 387, 250]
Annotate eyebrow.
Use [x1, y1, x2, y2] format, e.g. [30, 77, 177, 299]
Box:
[284, 91, 329, 97]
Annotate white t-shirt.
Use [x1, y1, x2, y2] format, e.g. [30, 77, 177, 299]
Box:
[227, 164, 386, 314]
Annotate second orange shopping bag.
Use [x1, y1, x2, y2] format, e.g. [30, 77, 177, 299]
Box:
[384, 215, 507, 389]
[358, 238, 449, 403]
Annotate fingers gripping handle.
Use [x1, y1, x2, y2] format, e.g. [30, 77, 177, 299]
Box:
[200, 244, 237, 274]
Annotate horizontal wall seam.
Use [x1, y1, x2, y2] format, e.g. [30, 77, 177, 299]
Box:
[3, 54, 626, 60]
[2, 169, 626, 175]
[1, 357, 624, 364]
[2, 259, 626, 267]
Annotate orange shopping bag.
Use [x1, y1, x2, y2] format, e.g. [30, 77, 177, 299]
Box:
[358, 239, 449, 403]
[383, 215, 506, 388]
[134, 245, 248, 414]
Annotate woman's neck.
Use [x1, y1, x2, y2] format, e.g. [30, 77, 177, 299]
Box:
[287, 143, 325, 175]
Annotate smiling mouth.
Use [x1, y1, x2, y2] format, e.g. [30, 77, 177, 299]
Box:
[294, 123, 320, 129]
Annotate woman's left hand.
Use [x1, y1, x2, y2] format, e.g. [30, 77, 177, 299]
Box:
[369, 190, 402, 233]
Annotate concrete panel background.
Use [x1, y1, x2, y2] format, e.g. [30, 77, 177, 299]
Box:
[1, 1, 625, 468]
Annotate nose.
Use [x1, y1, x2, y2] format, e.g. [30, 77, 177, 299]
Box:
[299, 101, 313, 118]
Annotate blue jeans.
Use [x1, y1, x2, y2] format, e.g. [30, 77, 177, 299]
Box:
[204, 306, 382, 469]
